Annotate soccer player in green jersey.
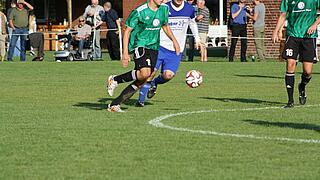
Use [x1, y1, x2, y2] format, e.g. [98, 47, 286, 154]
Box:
[272, 0, 320, 108]
[106, 0, 180, 112]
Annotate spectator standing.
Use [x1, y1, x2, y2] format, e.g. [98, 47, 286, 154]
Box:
[252, 0, 265, 61]
[196, 0, 210, 62]
[228, 0, 252, 62]
[7, 0, 33, 62]
[7, 1, 20, 58]
[186, 0, 196, 62]
[28, 14, 45, 61]
[102, 2, 121, 60]
[83, 0, 104, 60]
[0, 9, 7, 62]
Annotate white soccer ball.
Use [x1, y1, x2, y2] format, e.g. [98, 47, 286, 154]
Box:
[186, 70, 203, 88]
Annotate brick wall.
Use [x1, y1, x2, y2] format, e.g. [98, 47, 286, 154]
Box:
[123, 0, 146, 22]
[123, 0, 282, 59]
[227, 0, 281, 59]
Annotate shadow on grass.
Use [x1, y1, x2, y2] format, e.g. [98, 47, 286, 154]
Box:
[73, 98, 154, 110]
[235, 74, 283, 79]
[243, 119, 320, 133]
[199, 97, 283, 106]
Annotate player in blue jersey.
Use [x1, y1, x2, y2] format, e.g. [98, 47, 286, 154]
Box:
[136, 0, 201, 107]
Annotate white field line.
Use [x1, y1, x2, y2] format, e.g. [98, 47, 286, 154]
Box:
[148, 105, 320, 144]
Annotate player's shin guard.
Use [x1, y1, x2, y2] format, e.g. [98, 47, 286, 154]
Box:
[153, 74, 170, 86]
[111, 81, 139, 106]
[138, 82, 151, 104]
[114, 70, 137, 84]
[285, 72, 295, 103]
[300, 73, 312, 90]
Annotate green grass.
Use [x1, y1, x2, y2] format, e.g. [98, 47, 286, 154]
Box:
[0, 55, 319, 179]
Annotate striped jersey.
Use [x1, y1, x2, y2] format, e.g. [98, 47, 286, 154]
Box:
[280, 0, 320, 38]
[196, 6, 210, 33]
[126, 2, 169, 52]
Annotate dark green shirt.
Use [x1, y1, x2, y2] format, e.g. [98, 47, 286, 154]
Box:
[9, 8, 29, 28]
[281, 0, 320, 38]
[126, 3, 169, 52]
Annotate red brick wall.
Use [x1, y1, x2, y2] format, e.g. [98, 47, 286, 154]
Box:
[123, 0, 282, 59]
[123, 0, 146, 21]
[227, 0, 281, 59]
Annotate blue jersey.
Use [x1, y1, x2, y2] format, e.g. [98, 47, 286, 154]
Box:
[160, 1, 199, 52]
[231, 4, 247, 25]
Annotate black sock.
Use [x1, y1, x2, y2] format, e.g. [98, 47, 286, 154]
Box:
[300, 73, 311, 90]
[114, 70, 137, 84]
[285, 72, 295, 103]
[111, 81, 139, 106]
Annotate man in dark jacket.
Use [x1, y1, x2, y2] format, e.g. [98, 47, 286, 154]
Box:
[102, 2, 121, 60]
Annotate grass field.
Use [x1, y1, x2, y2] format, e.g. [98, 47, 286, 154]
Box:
[0, 55, 319, 179]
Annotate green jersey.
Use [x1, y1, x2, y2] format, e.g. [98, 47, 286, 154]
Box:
[126, 2, 169, 52]
[280, 0, 320, 38]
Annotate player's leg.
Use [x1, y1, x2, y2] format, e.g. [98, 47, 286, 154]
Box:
[282, 36, 299, 108]
[137, 49, 164, 106]
[107, 69, 138, 96]
[284, 59, 296, 108]
[148, 48, 182, 99]
[298, 38, 317, 105]
[109, 67, 151, 111]
[299, 62, 313, 105]
[137, 70, 158, 107]
[108, 48, 157, 112]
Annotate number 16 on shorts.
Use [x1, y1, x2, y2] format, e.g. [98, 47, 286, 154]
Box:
[286, 49, 294, 57]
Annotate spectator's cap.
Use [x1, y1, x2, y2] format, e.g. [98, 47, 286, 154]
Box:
[17, 0, 23, 4]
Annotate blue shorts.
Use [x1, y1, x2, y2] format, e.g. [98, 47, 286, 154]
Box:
[155, 46, 182, 74]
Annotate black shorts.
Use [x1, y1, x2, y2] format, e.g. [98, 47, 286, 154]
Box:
[282, 36, 318, 63]
[133, 47, 158, 70]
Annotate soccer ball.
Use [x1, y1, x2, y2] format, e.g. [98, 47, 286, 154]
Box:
[186, 70, 203, 88]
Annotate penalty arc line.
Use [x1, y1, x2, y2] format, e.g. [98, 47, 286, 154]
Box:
[148, 105, 320, 144]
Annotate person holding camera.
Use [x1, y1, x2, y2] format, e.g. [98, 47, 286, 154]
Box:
[228, 0, 252, 62]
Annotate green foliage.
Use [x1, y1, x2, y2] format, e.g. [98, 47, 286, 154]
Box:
[0, 58, 319, 179]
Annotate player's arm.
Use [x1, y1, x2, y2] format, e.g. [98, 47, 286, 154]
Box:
[272, 12, 286, 43]
[189, 18, 201, 49]
[122, 26, 132, 68]
[307, 17, 320, 35]
[162, 24, 180, 55]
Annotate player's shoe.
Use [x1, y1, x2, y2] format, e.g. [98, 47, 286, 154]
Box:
[107, 104, 124, 112]
[298, 83, 307, 105]
[107, 75, 118, 96]
[283, 102, 294, 108]
[135, 101, 145, 107]
[147, 85, 157, 99]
